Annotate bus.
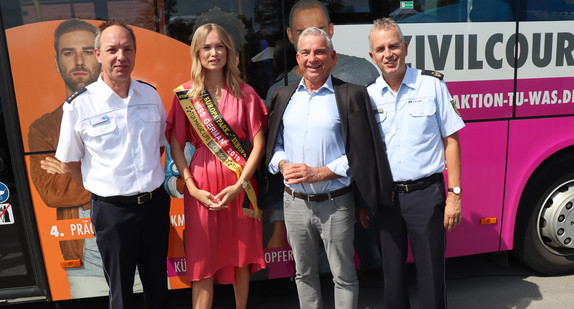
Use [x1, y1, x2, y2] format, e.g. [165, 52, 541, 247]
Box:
[0, 0, 573, 304]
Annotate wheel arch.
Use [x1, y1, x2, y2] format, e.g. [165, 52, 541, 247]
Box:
[514, 146, 574, 234]
[511, 146, 574, 274]
[500, 117, 574, 252]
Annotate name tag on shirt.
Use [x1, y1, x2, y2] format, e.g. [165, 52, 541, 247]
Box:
[89, 114, 110, 126]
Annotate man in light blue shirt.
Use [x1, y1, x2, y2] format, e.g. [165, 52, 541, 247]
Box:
[264, 0, 381, 254]
[265, 27, 394, 309]
[268, 76, 352, 194]
[367, 18, 464, 309]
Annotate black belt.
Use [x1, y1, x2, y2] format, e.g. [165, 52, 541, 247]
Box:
[394, 173, 443, 193]
[284, 185, 352, 202]
[93, 186, 162, 205]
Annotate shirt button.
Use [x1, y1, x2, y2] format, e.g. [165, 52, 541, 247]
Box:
[305, 147, 309, 151]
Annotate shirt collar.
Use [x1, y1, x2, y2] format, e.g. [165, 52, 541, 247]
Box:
[95, 74, 135, 102]
[402, 66, 417, 89]
[377, 65, 416, 94]
[297, 75, 334, 94]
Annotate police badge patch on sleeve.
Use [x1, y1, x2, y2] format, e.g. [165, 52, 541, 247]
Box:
[450, 100, 461, 117]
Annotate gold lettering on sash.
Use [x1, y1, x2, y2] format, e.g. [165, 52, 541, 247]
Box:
[174, 85, 260, 220]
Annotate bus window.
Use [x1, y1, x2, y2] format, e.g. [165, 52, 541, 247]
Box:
[520, 0, 574, 21]
[322, 0, 515, 23]
[323, 0, 380, 23]
[164, 0, 283, 96]
[395, 0, 516, 23]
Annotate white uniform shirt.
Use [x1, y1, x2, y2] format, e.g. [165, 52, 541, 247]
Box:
[269, 76, 351, 194]
[56, 76, 167, 196]
[367, 66, 465, 182]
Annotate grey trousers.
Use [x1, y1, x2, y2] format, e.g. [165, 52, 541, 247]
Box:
[283, 190, 358, 309]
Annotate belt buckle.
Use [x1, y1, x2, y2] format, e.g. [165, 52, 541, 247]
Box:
[137, 193, 149, 205]
[306, 194, 316, 202]
[404, 184, 410, 193]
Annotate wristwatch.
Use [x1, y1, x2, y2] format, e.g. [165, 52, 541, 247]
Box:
[448, 187, 462, 195]
[238, 179, 248, 189]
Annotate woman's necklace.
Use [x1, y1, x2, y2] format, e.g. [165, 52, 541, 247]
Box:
[206, 81, 224, 103]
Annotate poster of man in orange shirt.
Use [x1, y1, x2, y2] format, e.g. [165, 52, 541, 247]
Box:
[27, 18, 110, 299]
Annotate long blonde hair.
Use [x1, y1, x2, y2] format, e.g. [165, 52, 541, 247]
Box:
[188, 23, 243, 99]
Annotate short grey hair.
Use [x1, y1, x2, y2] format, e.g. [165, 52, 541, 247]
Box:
[297, 27, 334, 52]
[369, 18, 405, 44]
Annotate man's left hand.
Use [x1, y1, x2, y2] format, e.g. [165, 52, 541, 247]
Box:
[444, 193, 462, 231]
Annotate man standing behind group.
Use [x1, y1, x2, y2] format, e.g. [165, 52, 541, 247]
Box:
[265, 0, 379, 104]
[27, 18, 105, 298]
[367, 18, 464, 309]
[56, 21, 170, 308]
[265, 0, 380, 253]
[266, 27, 393, 309]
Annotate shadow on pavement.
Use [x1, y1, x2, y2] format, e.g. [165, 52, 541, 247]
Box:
[3, 253, 548, 309]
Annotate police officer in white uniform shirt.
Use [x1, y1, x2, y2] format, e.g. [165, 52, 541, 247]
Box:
[365, 18, 464, 309]
[56, 21, 170, 309]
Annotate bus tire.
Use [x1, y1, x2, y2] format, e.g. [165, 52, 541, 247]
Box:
[514, 154, 574, 275]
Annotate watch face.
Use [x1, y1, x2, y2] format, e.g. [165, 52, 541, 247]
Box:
[453, 187, 461, 194]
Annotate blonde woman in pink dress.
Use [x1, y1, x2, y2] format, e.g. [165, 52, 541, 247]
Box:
[166, 23, 267, 309]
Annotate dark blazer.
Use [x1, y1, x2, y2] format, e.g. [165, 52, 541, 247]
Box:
[264, 77, 394, 217]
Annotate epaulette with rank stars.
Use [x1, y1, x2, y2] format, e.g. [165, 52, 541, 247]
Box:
[421, 70, 444, 80]
[65, 87, 87, 104]
[137, 80, 157, 90]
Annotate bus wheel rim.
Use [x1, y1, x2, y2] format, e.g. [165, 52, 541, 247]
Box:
[537, 180, 574, 255]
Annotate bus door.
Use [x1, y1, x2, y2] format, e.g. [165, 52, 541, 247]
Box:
[0, 6, 49, 302]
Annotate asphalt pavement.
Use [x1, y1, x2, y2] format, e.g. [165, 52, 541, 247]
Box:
[3, 253, 574, 308]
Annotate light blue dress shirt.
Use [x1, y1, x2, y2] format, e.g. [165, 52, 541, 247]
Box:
[269, 76, 352, 194]
[367, 66, 465, 182]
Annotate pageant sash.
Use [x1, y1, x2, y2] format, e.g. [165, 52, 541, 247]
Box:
[174, 85, 260, 220]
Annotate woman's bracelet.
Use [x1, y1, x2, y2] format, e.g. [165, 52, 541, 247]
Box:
[184, 176, 193, 184]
